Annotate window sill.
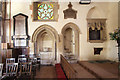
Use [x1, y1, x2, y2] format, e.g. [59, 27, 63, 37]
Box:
[88, 40, 105, 43]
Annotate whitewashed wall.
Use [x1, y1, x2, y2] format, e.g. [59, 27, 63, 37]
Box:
[11, 2, 118, 62]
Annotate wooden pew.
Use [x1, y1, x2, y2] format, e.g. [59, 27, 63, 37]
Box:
[60, 54, 77, 79]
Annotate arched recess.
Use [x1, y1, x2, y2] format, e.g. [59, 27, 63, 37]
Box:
[87, 6, 107, 43]
[32, 25, 58, 64]
[87, 6, 95, 18]
[61, 22, 80, 57]
[87, 6, 106, 18]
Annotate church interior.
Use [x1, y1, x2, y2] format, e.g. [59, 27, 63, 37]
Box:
[0, 0, 119, 79]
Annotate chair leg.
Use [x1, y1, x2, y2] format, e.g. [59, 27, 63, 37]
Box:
[32, 66, 36, 76]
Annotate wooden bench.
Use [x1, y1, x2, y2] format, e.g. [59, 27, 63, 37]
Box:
[60, 54, 77, 79]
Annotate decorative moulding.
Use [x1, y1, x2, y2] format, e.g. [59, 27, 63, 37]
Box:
[63, 2, 77, 19]
[87, 18, 107, 43]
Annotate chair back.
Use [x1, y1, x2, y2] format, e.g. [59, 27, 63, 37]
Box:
[35, 54, 41, 63]
[6, 58, 15, 64]
[18, 58, 27, 63]
[19, 62, 32, 76]
[33, 58, 37, 63]
[35, 54, 40, 58]
[6, 58, 15, 74]
[29, 58, 37, 62]
[18, 55, 26, 58]
[6, 63, 18, 76]
[29, 54, 35, 58]
[29, 58, 37, 66]
[0, 63, 3, 77]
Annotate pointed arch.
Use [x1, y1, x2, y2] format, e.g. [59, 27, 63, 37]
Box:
[61, 22, 81, 34]
[32, 24, 59, 64]
[32, 24, 58, 42]
[61, 22, 80, 57]
[87, 6, 106, 18]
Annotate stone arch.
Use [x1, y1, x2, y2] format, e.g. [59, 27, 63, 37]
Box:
[61, 22, 80, 57]
[32, 24, 58, 42]
[32, 24, 59, 63]
[87, 6, 106, 18]
[62, 22, 81, 34]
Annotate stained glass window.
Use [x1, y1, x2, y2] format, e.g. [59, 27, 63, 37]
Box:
[33, 2, 58, 21]
[38, 3, 54, 20]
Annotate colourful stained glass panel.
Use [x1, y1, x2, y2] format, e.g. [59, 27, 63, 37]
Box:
[38, 3, 54, 20]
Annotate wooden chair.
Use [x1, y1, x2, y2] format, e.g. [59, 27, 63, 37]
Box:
[2, 63, 18, 80]
[29, 58, 37, 63]
[29, 54, 37, 64]
[18, 58, 27, 75]
[35, 54, 41, 69]
[29, 54, 35, 58]
[6, 58, 15, 64]
[35, 53, 39, 57]
[0, 63, 3, 78]
[19, 62, 32, 77]
[18, 58, 27, 63]
[29, 54, 40, 70]
[6, 63, 18, 76]
[29, 58, 37, 76]
[6, 58, 15, 74]
[28, 57, 37, 67]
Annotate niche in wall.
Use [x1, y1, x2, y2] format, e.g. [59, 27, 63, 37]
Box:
[87, 19, 106, 43]
[64, 28, 73, 53]
[94, 48, 103, 55]
[37, 31, 53, 52]
[87, 6, 107, 43]
[62, 23, 80, 57]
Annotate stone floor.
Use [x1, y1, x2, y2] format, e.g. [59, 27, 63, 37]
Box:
[34, 61, 119, 79]
[35, 65, 57, 79]
[71, 63, 96, 78]
[78, 61, 119, 79]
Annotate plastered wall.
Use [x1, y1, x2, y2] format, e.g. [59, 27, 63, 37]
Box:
[11, 2, 118, 62]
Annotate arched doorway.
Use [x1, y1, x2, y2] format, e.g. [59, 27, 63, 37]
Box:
[32, 25, 58, 65]
[62, 22, 80, 59]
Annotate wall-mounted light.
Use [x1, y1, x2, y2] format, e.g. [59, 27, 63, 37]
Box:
[79, 0, 91, 4]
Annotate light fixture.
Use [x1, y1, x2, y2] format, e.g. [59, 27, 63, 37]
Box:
[79, 0, 91, 4]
